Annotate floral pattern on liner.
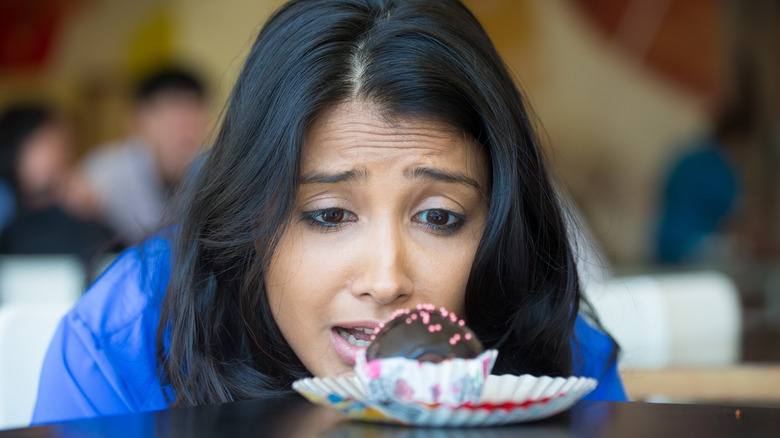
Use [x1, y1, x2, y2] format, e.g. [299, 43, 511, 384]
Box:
[355, 350, 498, 406]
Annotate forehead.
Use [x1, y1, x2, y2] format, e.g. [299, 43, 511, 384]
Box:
[302, 102, 487, 175]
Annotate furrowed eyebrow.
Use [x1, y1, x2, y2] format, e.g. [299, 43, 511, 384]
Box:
[404, 166, 482, 190]
[298, 168, 367, 184]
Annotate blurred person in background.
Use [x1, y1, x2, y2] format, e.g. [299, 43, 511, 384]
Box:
[0, 179, 13, 230]
[655, 105, 750, 264]
[77, 67, 208, 244]
[0, 104, 112, 263]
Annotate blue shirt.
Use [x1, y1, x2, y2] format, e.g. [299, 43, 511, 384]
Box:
[32, 237, 627, 425]
[657, 140, 740, 263]
[0, 180, 14, 231]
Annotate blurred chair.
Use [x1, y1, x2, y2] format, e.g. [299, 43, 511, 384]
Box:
[0, 304, 71, 430]
[0, 255, 83, 429]
[0, 255, 85, 305]
[587, 271, 741, 368]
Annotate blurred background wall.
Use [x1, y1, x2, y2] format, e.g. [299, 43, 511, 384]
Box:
[464, 0, 780, 267]
[468, 0, 713, 264]
[0, 0, 282, 153]
[4, 0, 777, 265]
[1, 0, 779, 408]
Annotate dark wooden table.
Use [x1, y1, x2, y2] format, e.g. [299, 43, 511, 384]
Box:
[1, 397, 778, 437]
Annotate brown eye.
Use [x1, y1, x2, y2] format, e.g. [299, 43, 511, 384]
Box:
[321, 209, 345, 223]
[413, 209, 465, 235]
[303, 208, 355, 230]
[424, 210, 449, 226]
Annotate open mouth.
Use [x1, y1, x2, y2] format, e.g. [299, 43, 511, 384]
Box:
[335, 326, 375, 348]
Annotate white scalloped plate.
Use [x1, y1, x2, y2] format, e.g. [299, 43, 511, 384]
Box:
[292, 374, 597, 427]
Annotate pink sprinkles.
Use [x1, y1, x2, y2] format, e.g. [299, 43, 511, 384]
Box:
[373, 303, 474, 347]
[427, 323, 443, 333]
[417, 303, 436, 312]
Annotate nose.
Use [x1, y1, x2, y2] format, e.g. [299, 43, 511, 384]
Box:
[351, 219, 413, 305]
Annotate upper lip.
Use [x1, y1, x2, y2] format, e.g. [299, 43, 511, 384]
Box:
[333, 320, 382, 331]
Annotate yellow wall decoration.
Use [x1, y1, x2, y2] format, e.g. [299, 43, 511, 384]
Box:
[121, 5, 175, 80]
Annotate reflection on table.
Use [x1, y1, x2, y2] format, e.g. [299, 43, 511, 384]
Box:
[1, 396, 778, 438]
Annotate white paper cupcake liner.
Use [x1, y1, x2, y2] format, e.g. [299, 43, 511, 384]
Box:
[293, 373, 597, 427]
[355, 350, 498, 406]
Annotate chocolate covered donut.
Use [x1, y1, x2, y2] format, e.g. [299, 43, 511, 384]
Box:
[365, 303, 483, 363]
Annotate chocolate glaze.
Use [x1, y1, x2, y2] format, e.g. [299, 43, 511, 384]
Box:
[365, 305, 484, 363]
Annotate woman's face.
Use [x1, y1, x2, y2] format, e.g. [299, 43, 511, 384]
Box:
[264, 102, 490, 378]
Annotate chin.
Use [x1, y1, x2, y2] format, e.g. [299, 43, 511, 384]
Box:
[326, 367, 357, 379]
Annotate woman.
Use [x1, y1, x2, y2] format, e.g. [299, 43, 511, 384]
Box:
[33, 0, 626, 424]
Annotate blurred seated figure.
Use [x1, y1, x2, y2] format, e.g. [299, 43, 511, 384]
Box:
[0, 180, 13, 231]
[77, 67, 208, 244]
[0, 104, 112, 263]
[655, 106, 748, 264]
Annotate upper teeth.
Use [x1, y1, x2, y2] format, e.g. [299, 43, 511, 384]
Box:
[338, 328, 373, 347]
[355, 327, 375, 335]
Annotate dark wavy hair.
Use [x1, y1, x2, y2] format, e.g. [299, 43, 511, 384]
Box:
[159, 0, 584, 407]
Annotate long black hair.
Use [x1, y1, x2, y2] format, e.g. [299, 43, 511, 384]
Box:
[159, 0, 582, 407]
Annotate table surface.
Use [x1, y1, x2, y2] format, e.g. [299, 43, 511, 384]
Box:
[1, 397, 779, 438]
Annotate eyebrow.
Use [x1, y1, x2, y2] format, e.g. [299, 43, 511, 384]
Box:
[298, 166, 482, 190]
[299, 168, 367, 184]
[404, 166, 482, 190]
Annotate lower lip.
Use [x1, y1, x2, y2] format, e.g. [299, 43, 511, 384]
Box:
[331, 328, 366, 366]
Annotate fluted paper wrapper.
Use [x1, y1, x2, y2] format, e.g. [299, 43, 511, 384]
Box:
[354, 349, 498, 406]
[293, 373, 597, 427]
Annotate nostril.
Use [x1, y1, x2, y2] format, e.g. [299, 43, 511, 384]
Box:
[361, 286, 411, 305]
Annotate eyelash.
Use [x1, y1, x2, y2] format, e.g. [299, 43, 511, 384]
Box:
[300, 208, 467, 235]
[300, 209, 356, 233]
[413, 209, 467, 236]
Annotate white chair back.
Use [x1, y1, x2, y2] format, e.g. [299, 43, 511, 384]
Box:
[0, 304, 72, 430]
[0, 255, 85, 305]
[587, 271, 741, 369]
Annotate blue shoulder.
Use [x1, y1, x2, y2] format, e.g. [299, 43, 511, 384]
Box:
[32, 236, 174, 424]
[573, 316, 628, 401]
[75, 236, 172, 336]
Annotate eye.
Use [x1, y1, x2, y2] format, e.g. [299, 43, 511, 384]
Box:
[302, 208, 356, 230]
[319, 209, 345, 223]
[419, 210, 455, 226]
[413, 209, 466, 235]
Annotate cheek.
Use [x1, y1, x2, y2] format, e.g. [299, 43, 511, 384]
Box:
[438, 257, 473, 316]
[265, 231, 306, 319]
[264, 227, 342, 333]
[265, 229, 339, 298]
[416, 233, 482, 317]
[264, 228, 351, 375]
